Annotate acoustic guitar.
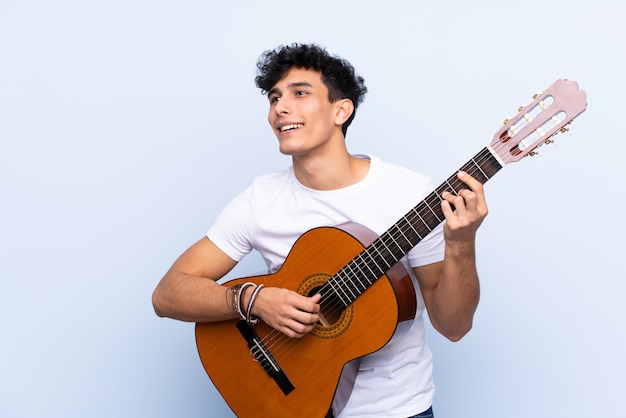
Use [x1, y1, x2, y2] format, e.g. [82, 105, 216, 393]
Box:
[195, 79, 587, 417]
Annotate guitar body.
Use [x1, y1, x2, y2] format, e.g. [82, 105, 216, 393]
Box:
[195, 223, 416, 418]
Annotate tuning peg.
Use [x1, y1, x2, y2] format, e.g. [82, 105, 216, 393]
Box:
[518, 104, 526, 112]
[532, 91, 542, 100]
[503, 118, 510, 125]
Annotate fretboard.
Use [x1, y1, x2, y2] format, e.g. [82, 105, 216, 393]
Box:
[322, 147, 504, 308]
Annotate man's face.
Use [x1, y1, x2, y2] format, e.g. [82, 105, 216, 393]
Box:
[266, 68, 343, 157]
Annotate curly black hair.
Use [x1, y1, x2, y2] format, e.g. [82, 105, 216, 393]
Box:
[255, 43, 368, 137]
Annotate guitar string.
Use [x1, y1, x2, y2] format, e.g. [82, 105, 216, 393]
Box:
[258, 106, 563, 359]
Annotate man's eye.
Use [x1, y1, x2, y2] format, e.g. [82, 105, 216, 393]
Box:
[296, 91, 308, 96]
[269, 96, 280, 103]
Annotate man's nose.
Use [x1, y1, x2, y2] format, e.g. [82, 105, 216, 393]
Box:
[274, 97, 291, 114]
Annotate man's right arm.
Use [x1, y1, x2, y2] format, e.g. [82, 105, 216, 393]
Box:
[153, 236, 322, 337]
[152, 236, 239, 322]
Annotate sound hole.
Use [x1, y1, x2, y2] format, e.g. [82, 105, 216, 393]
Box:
[308, 285, 343, 326]
[297, 274, 354, 339]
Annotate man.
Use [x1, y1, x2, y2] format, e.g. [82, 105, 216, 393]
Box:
[152, 43, 488, 418]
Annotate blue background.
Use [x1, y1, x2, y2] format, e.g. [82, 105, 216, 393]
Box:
[2, 1, 624, 417]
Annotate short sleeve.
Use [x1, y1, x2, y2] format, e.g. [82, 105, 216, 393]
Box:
[206, 187, 255, 262]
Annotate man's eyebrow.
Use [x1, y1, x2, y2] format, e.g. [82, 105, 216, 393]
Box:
[267, 81, 314, 98]
[287, 81, 313, 89]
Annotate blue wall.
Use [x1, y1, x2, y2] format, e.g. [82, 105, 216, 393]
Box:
[1, 1, 624, 417]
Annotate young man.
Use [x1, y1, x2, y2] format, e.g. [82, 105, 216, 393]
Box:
[152, 43, 488, 417]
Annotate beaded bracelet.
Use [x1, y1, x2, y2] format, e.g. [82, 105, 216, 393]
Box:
[227, 284, 243, 316]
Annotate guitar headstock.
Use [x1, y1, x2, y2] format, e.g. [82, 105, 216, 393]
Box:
[490, 79, 587, 165]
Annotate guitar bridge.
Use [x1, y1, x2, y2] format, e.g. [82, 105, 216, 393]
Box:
[236, 321, 295, 396]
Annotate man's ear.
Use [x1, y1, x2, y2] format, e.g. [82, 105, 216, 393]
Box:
[334, 99, 354, 126]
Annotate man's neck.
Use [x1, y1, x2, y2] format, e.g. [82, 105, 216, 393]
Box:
[292, 150, 370, 191]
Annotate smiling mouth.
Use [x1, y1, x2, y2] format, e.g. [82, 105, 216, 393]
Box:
[279, 123, 304, 132]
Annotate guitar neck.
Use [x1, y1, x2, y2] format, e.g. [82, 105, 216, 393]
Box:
[324, 146, 504, 307]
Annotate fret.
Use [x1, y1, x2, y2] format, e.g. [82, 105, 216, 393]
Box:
[407, 210, 429, 235]
[345, 262, 367, 292]
[365, 252, 386, 279]
[444, 179, 458, 194]
[343, 280, 360, 300]
[422, 199, 443, 223]
[471, 156, 489, 181]
[354, 253, 378, 283]
[373, 238, 394, 264]
[381, 230, 407, 258]
[337, 271, 358, 302]
[342, 264, 365, 298]
[395, 217, 415, 244]
[369, 245, 393, 271]
[384, 230, 405, 260]
[326, 276, 350, 307]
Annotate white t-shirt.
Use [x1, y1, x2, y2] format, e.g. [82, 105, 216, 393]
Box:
[207, 155, 445, 417]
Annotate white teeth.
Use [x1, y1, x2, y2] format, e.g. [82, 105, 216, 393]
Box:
[280, 123, 303, 132]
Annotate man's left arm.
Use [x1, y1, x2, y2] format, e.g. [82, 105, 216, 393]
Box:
[413, 171, 488, 341]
